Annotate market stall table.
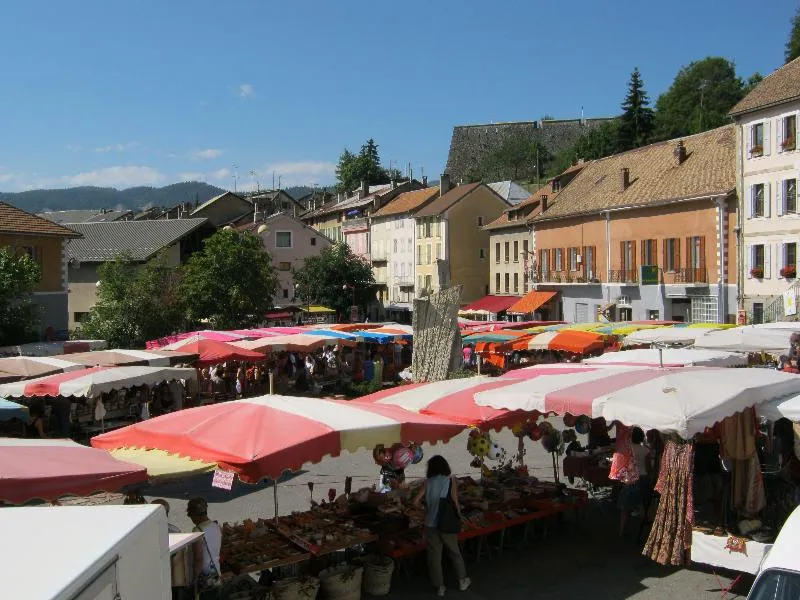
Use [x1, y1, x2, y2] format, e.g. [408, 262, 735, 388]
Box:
[691, 530, 770, 597]
[562, 454, 612, 487]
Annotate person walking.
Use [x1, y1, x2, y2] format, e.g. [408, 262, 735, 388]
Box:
[414, 455, 470, 596]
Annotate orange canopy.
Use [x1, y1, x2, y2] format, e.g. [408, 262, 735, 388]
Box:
[501, 330, 607, 354]
[506, 290, 557, 314]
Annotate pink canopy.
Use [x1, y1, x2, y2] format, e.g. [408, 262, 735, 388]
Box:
[146, 330, 248, 350]
[158, 338, 265, 366]
[92, 395, 465, 482]
[0, 438, 147, 504]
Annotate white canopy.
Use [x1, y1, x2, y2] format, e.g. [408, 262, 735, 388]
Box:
[475, 364, 800, 438]
[692, 326, 794, 354]
[758, 394, 800, 422]
[583, 348, 747, 368]
[622, 326, 721, 347]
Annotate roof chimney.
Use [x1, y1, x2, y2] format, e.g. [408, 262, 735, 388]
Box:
[440, 173, 451, 197]
[674, 140, 687, 166]
[541, 194, 548, 213]
[422, 175, 428, 187]
[620, 167, 630, 192]
[390, 178, 397, 190]
[359, 180, 368, 199]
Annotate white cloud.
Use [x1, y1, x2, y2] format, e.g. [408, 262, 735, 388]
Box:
[94, 142, 140, 153]
[209, 168, 231, 180]
[238, 84, 255, 98]
[61, 166, 165, 187]
[178, 172, 204, 181]
[252, 161, 336, 187]
[190, 148, 223, 160]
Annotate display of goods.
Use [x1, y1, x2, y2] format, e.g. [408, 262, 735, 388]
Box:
[362, 555, 394, 596]
[272, 576, 320, 600]
[275, 509, 376, 554]
[391, 446, 414, 470]
[319, 564, 363, 600]
[221, 519, 310, 575]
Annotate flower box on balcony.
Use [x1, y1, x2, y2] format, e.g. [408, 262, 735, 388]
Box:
[782, 137, 796, 151]
[780, 265, 796, 279]
[750, 267, 764, 279]
[750, 145, 764, 157]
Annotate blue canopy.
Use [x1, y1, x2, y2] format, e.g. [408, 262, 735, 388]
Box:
[355, 331, 396, 343]
[0, 398, 29, 423]
[302, 329, 358, 340]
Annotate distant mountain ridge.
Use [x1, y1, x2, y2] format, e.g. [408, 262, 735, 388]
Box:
[0, 182, 227, 214]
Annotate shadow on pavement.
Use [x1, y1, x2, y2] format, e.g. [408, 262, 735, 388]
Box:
[141, 470, 306, 504]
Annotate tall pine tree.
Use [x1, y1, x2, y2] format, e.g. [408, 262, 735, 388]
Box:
[787, 7, 800, 63]
[617, 67, 654, 151]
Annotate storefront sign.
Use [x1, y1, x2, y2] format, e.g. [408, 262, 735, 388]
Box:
[640, 265, 659, 285]
[212, 469, 235, 490]
[784, 291, 797, 316]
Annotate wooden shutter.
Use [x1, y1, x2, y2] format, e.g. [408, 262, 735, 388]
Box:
[640, 240, 646, 266]
[619, 241, 625, 271]
[765, 182, 772, 217]
[746, 185, 753, 219]
[746, 125, 752, 156]
[592, 246, 597, 280]
[777, 180, 784, 216]
[763, 120, 772, 156]
[631, 242, 637, 272]
[652, 239, 658, 267]
[674, 238, 680, 271]
[777, 116, 784, 154]
[685, 237, 692, 269]
[662, 239, 668, 271]
[746, 244, 752, 278]
[765, 244, 772, 279]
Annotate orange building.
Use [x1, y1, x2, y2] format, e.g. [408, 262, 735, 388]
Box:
[530, 125, 738, 323]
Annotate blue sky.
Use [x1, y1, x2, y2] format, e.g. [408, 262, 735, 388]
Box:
[0, 1, 795, 193]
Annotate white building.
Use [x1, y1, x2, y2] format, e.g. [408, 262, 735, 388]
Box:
[730, 56, 800, 323]
[369, 187, 439, 322]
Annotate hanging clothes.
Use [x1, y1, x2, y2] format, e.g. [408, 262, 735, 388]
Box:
[720, 408, 765, 516]
[643, 440, 695, 566]
[609, 424, 639, 485]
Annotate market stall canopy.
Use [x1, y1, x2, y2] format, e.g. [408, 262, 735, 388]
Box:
[506, 291, 557, 315]
[463, 330, 530, 345]
[692, 326, 796, 353]
[226, 328, 286, 338]
[91, 395, 465, 482]
[55, 349, 199, 368]
[233, 334, 357, 353]
[0, 339, 107, 357]
[583, 348, 747, 368]
[0, 398, 29, 422]
[302, 305, 336, 313]
[0, 365, 197, 399]
[478, 364, 800, 438]
[146, 329, 248, 350]
[363, 326, 413, 341]
[159, 338, 265, 365]
[301, 329, 359, 341]
[622, 326, 723, 347]
[502, 330, 607, 354]
[0, 438, 148, 503]
[758, 393, 800, 422]
[458, 295, 522, 316]
[0, 356, 86, 382]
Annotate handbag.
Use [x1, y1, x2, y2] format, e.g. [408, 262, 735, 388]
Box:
[436, 480, 462, 534]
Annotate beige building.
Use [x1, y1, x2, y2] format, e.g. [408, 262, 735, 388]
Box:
[65, 219, 210, 329]
[729, 56, 800, 322]
[413, 178, 509, 304]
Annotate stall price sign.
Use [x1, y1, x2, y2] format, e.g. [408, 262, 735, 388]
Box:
[211, 469, 235, 490]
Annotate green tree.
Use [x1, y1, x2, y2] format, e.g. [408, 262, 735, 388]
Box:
[77, 251, 184, 348]
[0, 248, 41, 345]
[180, 230, 278, 330]
[787, 7, 800, 63]
[335, 139, 392, 192]
[617, 67, 655, 150]
[480, 134, 552, 182]
[653, 57, 746, 140]
[293, 243, 375, 319]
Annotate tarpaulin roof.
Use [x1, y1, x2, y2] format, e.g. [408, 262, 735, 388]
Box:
[506, 291, 557, 314]
[0, 438, 148, 503]
[91, 395, 465, 482]
[502, 330, 607, 354]
[0, 356, 86, 381]
[583, 348, 747, 368]
[460, 295, 522, 314]
[159, 338, 265, 365]
[232, 334, 356, 353]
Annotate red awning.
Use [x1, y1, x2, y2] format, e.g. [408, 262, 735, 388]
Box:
[507, 291, 557, 314]
[461, 295, 522, 314]
[265, 312, 292, 319]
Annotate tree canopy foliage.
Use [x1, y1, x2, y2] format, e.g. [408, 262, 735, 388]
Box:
[335, 139, 397, 192]
[77, 251, 184, 348]
[293, 243, 375, 319]
[0, 248, 41, 345]
[787, 7, 800, 63]
[617, 67, 655, 151]
[180, 230, 278, 330]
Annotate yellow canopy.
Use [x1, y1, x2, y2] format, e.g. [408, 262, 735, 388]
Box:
[110, 447, 217, 480]
[303, 305, 336, 313]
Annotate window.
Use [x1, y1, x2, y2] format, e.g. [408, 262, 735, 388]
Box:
[752, 183, 766, 218]
[751, 244, 766, 277]
[584, 246, 595, 279]
[278, 261, 291, 271]
[787, 243, 797, 269]
[619, 307, 632, 321]
[425, 274, 432, 290]
[73, 312, 89, 323]
[504, 273, 510, 293]
[426, 244, 432, 264]
[394, 239, 398, 253]
[479, 248, 486, 259]
[539, 249, 550, 277]
[425, 221, 432, 238]
[436, 243, 442, 260]
[568, 247, 578, 271]
[282, 288, 289, 299]
[495, 242, 501, 263]
[687, 236, 704, 270]
[751, 122, 764, 156]
[523, 272, 529, 292]
[620, 240, 635, 272]
[495, 273, 501, 293]
[513, 241, 519, 262]
[310, 237, 316, 246]
[664, 238, 679, 272]
[513, 273, 519, 293]
[408, 237, 413, 251]
[276, 231, 292, 248]
[522, 239, 529, 261]
[554, 248, 563, 271]
[748, 568, 800, 600]
[641, 239, 657, 266]
[781, 114, 797, 152]
[417, 245, 422, 265]
[781, 178, 797, 214]
[477, 216, 484, 227]
[752, 302, 764, 324]
[504, 242, 510, 262]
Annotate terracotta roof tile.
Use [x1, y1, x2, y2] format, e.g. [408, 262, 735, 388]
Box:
[729, 56, 800, 116]
[0, 202, 82, 238]
[484, 184, 561, 230]
[414, 183, 484, 217]
[372, 187, 440, 217]
[532, 125, 735, 222]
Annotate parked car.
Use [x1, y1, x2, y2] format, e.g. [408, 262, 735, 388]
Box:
[747, 505, 800, 599]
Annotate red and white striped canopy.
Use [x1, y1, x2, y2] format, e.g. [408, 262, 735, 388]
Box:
[478, 364, 800, 438]
[232, 334, 356, 353]
[55, 349, 199, 368]
[0, 366, 196, 399]
[91, 395, 465, 482]
[0, 438, 147, 504]
[146, 329, 249, 350]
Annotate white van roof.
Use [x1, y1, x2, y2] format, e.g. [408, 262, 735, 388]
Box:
[760, 505, 800, 574]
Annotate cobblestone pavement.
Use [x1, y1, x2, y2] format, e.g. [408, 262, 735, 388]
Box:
[137, 426, 749, 599]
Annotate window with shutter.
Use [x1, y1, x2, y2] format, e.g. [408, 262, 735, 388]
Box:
[777, 179, 785, 216]
[753, 184, 765, 217]
[763, 120, 772, 156]
[513, 241, 519, 263]
[765, 182, 772, 217]
[495, 273, 501, 293]
[765, 244, 772, 278]
[513, 273, 519, 293]
[504, 273, 509, 293]
[505, 242, 510, 263]
[495, 242, 500, 263]
[787, 179, 798, 214]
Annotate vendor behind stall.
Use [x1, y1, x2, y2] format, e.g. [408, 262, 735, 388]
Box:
[187, 497, 222, 597]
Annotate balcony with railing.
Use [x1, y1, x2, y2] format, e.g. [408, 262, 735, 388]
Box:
[663, 268, 707, 284]
[608, 269, 638, 284]
[535, 269, 600, 284]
